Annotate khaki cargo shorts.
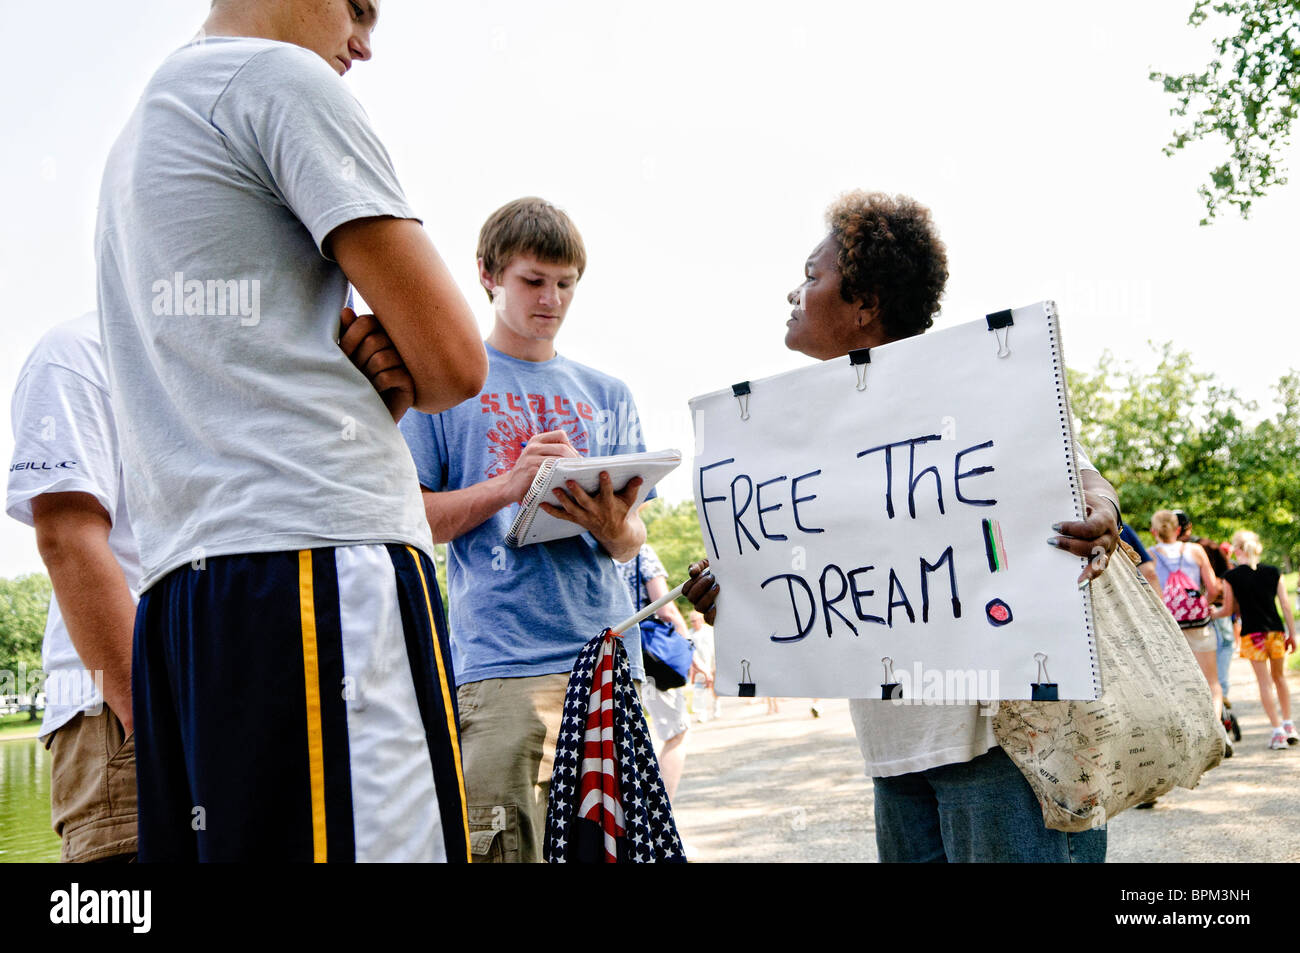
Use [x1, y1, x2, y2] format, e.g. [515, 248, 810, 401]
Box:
[456, 674, 568, 863]
[45, 707, 138, 862]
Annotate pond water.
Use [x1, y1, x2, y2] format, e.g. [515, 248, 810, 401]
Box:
[0, 737, 61, 862]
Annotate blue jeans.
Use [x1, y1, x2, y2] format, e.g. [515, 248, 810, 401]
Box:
[1212, 617, 1233, 699]
[872, 746, 1107, 862]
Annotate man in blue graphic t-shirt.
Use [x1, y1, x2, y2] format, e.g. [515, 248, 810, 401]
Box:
[400, 197, 649, 862]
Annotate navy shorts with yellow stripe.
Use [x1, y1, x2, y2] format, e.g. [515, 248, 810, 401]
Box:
[131, 544, 470, 862]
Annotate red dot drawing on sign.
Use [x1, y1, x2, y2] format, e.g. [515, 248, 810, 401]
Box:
[985, 598, 1013, 627]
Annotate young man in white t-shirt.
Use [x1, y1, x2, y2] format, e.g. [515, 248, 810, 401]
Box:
[96, 0, 487, 861]
[6, 314, 141, 862]
[7, 304, 427, 863]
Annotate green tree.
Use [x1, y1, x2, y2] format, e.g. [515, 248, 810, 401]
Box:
[1069, 343, 1247, 534]
[1232, 371, 1300, 568]
[640, 498, 707, 615]
[0, 574, 52, 718]
[1151, 0, 1300, 223]
[0, 574, 50, 670]
[1069, 344, 1300, 568]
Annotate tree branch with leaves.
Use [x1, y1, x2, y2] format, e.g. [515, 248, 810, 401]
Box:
[1151, 0, 1300, 223]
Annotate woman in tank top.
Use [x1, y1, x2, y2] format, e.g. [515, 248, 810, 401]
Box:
[1149, 510, 1226, 731]
[1215, 530, 1297, 749]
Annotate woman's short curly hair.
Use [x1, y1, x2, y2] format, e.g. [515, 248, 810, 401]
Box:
[825, 191, 949, 340]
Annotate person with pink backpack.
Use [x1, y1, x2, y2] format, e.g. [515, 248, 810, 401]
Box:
[1150, 510, 1228, 752]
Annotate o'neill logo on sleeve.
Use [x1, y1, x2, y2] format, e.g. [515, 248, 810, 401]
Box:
[9, 460, 78, 472]
[49, 883, 151, 934]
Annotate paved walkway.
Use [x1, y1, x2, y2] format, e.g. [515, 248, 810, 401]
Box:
[671, 658, 1300, 862]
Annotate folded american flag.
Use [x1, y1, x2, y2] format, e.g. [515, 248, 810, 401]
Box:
[544, 629, 686, 863]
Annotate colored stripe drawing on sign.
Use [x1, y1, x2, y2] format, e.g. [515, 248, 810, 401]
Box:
[982, 518, 1009, 572]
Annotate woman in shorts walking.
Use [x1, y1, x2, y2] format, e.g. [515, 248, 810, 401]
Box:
[1215, 530, 1297, 750]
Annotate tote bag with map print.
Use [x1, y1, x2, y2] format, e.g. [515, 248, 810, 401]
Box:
[993, 544, 1224, 833]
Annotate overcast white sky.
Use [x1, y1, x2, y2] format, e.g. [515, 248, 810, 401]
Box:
[2, 0, 1297, 578]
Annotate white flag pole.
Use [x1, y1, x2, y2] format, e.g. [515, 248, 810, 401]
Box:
[611, 581, 686, 636]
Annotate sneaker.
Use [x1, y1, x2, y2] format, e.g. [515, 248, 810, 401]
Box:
[1284, 721, 1299, 746]
[1223, 736, 1233, 758]
[1269, 730, 1288, 750]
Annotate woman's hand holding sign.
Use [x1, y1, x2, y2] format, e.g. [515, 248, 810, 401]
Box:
[1048, 469, 1123, 586]
[683, 559, 719, 626]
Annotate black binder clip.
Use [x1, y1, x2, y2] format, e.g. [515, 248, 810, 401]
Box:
[731, 381, 751, 421]
[985, 309, 1013, 359]
[737, 659, 756, 697]
[881, 656, 902, 700]
[1031, 652, 1058, 700]
[848, 348, 871, 391]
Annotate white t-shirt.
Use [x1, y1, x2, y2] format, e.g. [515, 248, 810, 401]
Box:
[6, 314, 142, 738]
[849, 443, 1100, 777]
[95, 37, 433, 590]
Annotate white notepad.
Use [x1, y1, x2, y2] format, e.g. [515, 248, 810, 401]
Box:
[505, 449, 682, 548]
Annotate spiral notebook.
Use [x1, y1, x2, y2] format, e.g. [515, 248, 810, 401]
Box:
[505, 449, 682, 548]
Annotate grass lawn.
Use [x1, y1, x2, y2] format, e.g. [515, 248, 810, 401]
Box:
[0, 711, 43, 740]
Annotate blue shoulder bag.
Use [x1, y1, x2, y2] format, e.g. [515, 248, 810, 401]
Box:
[635, 555, 694, 690]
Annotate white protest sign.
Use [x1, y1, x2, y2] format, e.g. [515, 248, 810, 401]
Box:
[688, 302, 1099, 701]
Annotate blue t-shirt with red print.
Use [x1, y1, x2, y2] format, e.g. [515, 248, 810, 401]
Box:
[399, 343, 648, 684]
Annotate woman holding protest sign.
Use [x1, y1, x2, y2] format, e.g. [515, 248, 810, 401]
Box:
[683, 191, 1123, 862]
